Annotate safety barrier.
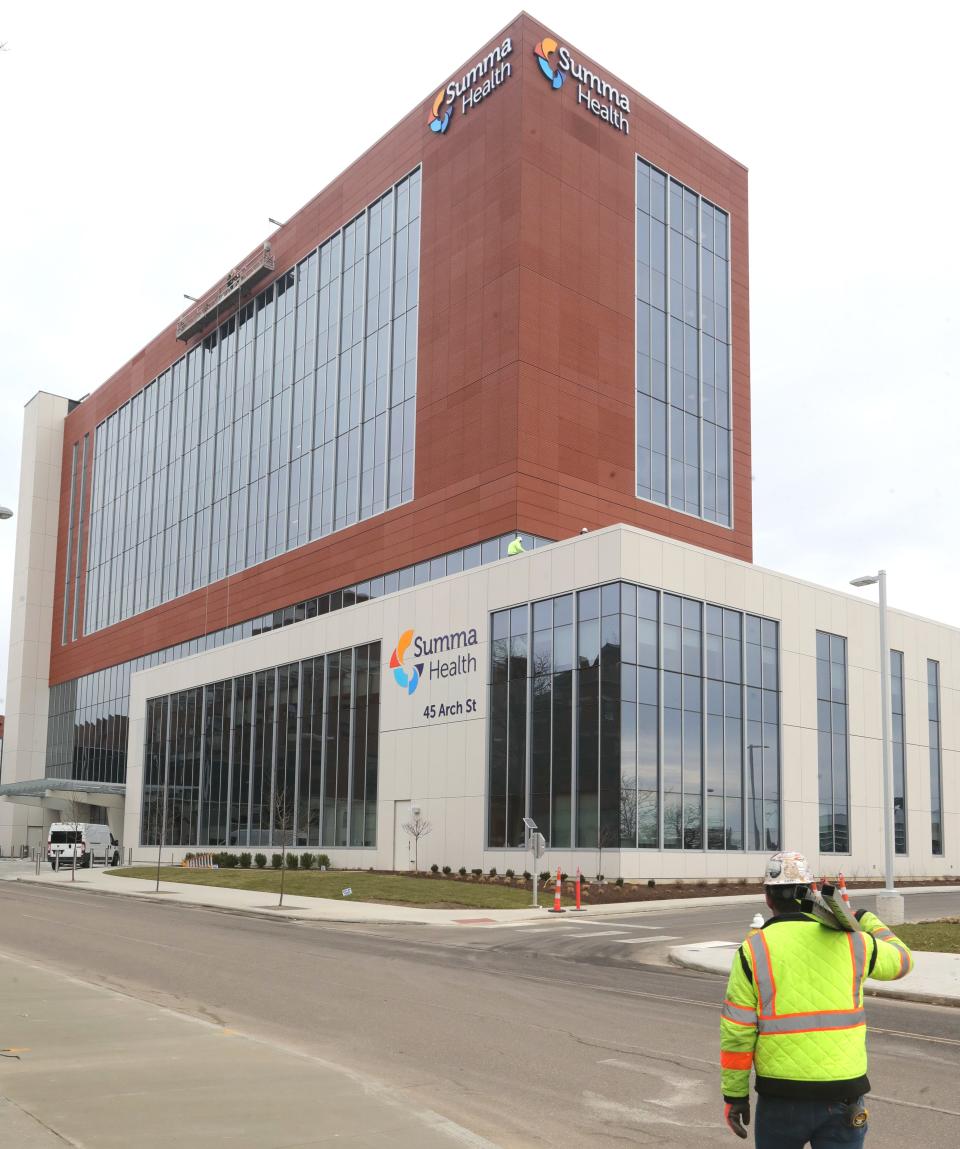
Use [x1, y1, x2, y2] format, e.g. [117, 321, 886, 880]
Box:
[182, 853, 217, 869]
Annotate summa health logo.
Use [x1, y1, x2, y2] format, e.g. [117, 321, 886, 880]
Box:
[533, 38, 564, 89]
[531, 36, 630, 134]
[428, 90, 452, 134]
[426, 37, 514, 135]
[389, 626, 480, 694]
[390, 629, 423, 695]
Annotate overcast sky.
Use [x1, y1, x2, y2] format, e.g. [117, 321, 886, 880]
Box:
[1, 1, 958, 710]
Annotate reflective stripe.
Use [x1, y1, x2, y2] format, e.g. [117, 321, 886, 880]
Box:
[873, 927, 895, 941]
[849, 931, 867, 1008]
[722, 1000, 758, 1027]
[720, 1050, 754, 1070]
[758, 1009, 866, 1035]
[747, 933, 777, 1016]
[888, 940, 911, 979]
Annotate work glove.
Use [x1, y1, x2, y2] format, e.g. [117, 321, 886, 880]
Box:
[724, 1099, 750, 1139]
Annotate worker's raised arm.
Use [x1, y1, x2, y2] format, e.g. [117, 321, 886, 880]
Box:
[856, 910, 913, 981]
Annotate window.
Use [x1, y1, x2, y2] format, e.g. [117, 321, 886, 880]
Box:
[817, 632, 849, 853]
[636, 157, 731, 526]
[891, 651, 907, 854]
[488, 584, 780, 851]
[928, 660, 943, 856]
[140, 642, 380, 848]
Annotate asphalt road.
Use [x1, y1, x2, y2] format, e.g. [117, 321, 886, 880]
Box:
[1, 882, 958, 1147]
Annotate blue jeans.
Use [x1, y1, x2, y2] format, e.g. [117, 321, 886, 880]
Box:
[755, 1096, 868, 1148]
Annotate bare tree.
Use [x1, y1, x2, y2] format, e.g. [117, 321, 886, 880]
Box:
[274, 789, 294, 907]
[401, 812, 433, 873]
[62, 798, 85, 883]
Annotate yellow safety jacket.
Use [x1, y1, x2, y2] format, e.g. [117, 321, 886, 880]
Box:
[720, 910, 912, 1101]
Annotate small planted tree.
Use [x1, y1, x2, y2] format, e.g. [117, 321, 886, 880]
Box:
[273, 790, 295, 908]
[401, 812, 433, 873]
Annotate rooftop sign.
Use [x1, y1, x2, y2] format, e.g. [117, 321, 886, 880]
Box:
[533, 37, 631, 135]
[428, 37, 514, 134]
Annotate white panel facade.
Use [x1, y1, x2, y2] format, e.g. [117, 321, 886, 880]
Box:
[123, 526, 959, 880]
[0, 392, 70, 855]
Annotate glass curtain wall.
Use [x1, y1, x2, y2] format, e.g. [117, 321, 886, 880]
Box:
[141, 642, 380, 848]
[816, 632, 849, 853]
[85, 169, 421, 636]
[488, 584, 780, 852]
[891, 651, 907, 854]
[636, 157, 731, 525]
[928, 660, 943, 856]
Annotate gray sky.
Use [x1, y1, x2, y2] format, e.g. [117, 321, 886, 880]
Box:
[1, 1, 958, 709]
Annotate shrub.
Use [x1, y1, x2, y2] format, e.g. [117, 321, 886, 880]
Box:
[317, 854, 331, 870]
[442, 865, 452, 875]
[239, 853, 252, 869]
[184, 853, 196, 861]
[696, 878, 708, 888]
[595, 874, 604, 883]
[458, 866, 467, 876]
[217, 852, 239, 869]
[738, 877, 749, 887]
[300, 852, 315, 870]
[523, 871, 532, 881]
[471, 868, 483, 877]
[539, 871, 550, 883]
[560, 872, 569, 883]
[488, 867, 497, 877]
[254, 853, 267, 869]
[285, 853, 299, 870]
[505, 869, 514, 879]
[272, 854, 283, 869]
[615, 876, 624, 887]
[431, 863, 440, 874]
[647, 878, 656, 888]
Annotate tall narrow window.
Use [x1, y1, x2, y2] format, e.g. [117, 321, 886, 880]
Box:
[817, 632, 849, 853]
[928, 660, 943, 856]
[636, 158, 731, 525]
[891, 651, 907, 854]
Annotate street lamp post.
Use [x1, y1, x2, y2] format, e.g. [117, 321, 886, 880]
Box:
[850, 570, 904, 924]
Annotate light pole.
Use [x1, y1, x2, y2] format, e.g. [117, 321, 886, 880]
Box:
[850, 570, 904, 924]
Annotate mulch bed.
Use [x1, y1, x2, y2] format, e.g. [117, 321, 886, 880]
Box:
[374, 870, 960, 906]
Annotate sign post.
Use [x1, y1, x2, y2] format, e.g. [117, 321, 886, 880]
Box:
[523, 818, 545, 908]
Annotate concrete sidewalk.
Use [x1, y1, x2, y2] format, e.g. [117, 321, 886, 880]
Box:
[0, 949, 495, 1148]
[669, 939, 960, 1007]
[7, 864, 958, 927]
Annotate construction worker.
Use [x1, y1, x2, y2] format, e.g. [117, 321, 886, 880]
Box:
[720, 851, 913, 1146]
[507, 534, 525, 556]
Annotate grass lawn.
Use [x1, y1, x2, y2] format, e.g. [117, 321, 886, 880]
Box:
[893, 919, 960, 954]
[109, 867, 572, 910]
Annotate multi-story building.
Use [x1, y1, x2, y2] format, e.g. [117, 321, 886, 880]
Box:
[1, 14, 955, 878]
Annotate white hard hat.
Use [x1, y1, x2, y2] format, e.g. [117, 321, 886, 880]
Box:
[763, 851, 814, 887]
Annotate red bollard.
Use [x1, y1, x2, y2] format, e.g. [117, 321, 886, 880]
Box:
[571, 866, 586, 912]
[548, 866, 566, 913]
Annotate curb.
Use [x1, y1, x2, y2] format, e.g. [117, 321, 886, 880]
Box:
[12, 877, 419, 928]
[667, 947, 960, 1009]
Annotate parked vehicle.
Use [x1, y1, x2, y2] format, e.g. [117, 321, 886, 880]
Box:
[47, 823, 118, 869]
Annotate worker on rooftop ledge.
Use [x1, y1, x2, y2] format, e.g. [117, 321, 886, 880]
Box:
[720, 851, 913, 1147]
[507, 534, 525, 555]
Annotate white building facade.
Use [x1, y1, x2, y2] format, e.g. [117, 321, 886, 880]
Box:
[122, 526, 959, 881]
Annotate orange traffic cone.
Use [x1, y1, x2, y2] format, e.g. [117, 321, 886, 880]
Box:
[571, 867, 586, 912]
[838, 872, 851, 907]
[548, 866, 566, 913]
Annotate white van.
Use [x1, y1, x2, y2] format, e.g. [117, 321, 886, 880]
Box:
[47, 823, 119, 869]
